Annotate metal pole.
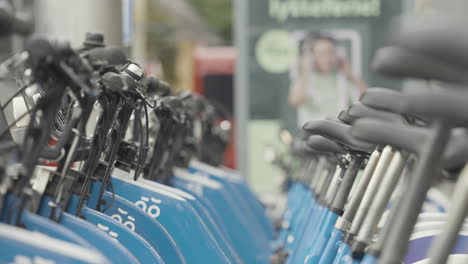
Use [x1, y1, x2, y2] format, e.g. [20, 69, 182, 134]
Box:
[234, 0, 249, 179]
[348, 146, 394, 236]
[427, 162, 468, 264]
[352, 151, 406, 258]
[379, 120, 451, 264]
[338, 150, 381, 229]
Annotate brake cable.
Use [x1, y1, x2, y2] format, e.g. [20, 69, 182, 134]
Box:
[75, 91, 119, 216]
[96, 95, 136, 212]
[134, 100, 150, 181]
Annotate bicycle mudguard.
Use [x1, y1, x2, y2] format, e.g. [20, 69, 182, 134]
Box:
[0, 194, 92, 249]
[38, 195, 140, 264]
[137, 177, 243, 264]
[0, 223, 110, 264]
[107, 176, 232, 264]
[66, 194, 164, 264]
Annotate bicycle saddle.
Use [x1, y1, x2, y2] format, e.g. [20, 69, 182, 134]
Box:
[441, 128, 468, 172]
[360, 87, 430, 124]
[352, 119, 468, 172]
[351, 118, 428, 154]
[360, 88, 408, 114]
[306, 135, 346, 155]
[391, 15, 468, 69]
[401, 86, 468, 124]
[291, 140, 321, 157]
[372, 46, 468, 84]
[303, 120, 375, 153]
[338, 110, 354, 124]
[347, 102, 406, 124]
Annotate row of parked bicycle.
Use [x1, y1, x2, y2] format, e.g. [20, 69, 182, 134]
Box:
[272, 14, 468, 264]
[0, 11, 279, 264]
[2, 7, 468, 264]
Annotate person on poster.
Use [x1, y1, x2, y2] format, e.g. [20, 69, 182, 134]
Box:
[288, 32, 367, 127]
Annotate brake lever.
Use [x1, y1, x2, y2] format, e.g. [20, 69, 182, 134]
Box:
[95, 99, 134, 211]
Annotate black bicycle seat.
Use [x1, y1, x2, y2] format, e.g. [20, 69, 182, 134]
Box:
[392, 15, 468, 69]
[347, 103, 406, 124]
[291, 140, 321, 157]
[351, 118, 428, 154]
[307, 135, 346, 155]
[303, 120, 375, 153]
[401, 86, 468, 124]
[338, 110, 354, 125]
[442, 128, 468, 172]
[353, 119, 468, 172]
[372, 46, 468, 85]
[359, 88, 408, 114]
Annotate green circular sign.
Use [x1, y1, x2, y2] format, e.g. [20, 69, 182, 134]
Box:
[255, 29, 297, 74]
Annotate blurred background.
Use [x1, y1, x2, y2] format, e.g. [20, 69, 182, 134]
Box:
[0, 0, 455, 196]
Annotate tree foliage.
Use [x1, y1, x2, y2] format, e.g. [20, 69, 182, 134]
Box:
[190, 0, 233, 44]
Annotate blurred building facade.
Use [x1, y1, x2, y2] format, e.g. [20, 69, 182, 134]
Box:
[17, 0, 222, 93]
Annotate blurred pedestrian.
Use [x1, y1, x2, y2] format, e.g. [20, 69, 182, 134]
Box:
[288, 32, 367, 127]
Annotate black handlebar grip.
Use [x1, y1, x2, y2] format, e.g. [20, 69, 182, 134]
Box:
[102, 72, 126, 92]
[147, 75, 171, 96]
[122, 74, 137, 91]
[158, 80, 171, 96]
[87, 46, 127, 67]
[26, 38, 55, 64]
